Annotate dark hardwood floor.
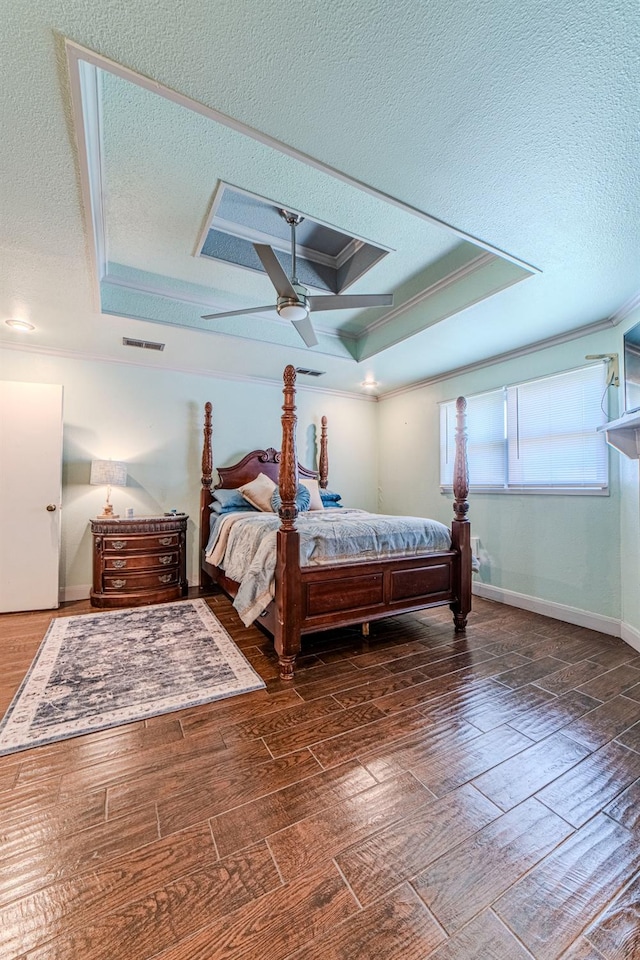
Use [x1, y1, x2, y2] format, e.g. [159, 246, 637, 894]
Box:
[1, 593, 640, 959]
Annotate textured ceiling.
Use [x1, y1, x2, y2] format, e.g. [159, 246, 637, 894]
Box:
[95, 65, 532, 360]
[1, 0, 639, 396]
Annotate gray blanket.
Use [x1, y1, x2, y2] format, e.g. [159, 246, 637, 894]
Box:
[206, 508, 452, 626]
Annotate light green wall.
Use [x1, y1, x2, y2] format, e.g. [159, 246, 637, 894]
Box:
[0, 348, 378, 596]
[379, 326, 638, 627]
[3, 323, 639, 635]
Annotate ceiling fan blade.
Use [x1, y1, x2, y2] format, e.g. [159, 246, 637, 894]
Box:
[254, 244, 297, 299]
[291, 315, 318, 348]
[201, 305, 275, 320]
[308, 293, 394, 312]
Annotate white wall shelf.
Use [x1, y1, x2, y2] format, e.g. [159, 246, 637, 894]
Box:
[599, 410, 640, 459]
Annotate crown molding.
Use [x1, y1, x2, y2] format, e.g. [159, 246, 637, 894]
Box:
[0, 339, 377, 401]
[99, 284, 360, 362]
[102, 304, 359, 361]
[379, 316, 619, 400]
[335, 237, 366, 271]
[103, 271, 284, 323]
[361, 252, 494, 336]
[66, 56, 106, 310]
[205, 216, 339, 271]
[101, 272, 359, 346]
[609, 289, 640, 327]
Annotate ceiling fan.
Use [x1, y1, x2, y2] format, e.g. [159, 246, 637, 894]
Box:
[201, 210, 393, 347]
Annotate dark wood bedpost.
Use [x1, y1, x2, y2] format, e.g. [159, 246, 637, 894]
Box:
[199, 402, 214, 590]
[274, 365, 302, 679]
[450, 396, 471, 631]
[319, 416, 329, 489]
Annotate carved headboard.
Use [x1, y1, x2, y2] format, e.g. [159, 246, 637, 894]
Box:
[216, 448, 318, 489]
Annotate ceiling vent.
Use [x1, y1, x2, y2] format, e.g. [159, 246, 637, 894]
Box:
[122, 337, 165, 351]
[295, 367, 325, 377]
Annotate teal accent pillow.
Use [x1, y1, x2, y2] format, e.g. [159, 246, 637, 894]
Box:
[212, 488, 250, 510]
[320, 490, 342, 507]
[210, 501, 257, 514]
[271, 483, 311, 512]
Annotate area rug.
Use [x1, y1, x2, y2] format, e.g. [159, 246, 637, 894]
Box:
[0, 599, 265, 756]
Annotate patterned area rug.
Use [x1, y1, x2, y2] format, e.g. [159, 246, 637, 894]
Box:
[0, 599, 265, 756]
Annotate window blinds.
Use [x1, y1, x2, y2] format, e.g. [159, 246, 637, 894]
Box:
[440, 364, 609, 492]
[506, 365, 608, 489]
[440, 389, 505, 488]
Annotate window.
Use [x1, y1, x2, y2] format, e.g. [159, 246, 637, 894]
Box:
[440, 364, 609, 493]
[440, 388, 506, 488]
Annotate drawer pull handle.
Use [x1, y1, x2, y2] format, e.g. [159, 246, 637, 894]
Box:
[112, 559, 126, 569]
[112, 579, 126, 589]
[159, 555, 173, 565]
[159, 537, 174, 546]
[112, 541, 127, 550]
[158, 574, 172, 584]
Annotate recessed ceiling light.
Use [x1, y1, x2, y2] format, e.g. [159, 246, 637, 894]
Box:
[361, 378, 378, 388]
[5, 319, 35, 332]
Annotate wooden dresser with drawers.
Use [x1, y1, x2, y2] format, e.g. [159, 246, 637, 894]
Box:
[90, 515, 188, 608]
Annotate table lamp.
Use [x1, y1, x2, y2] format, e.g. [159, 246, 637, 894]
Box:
[90, 459, 127, 518]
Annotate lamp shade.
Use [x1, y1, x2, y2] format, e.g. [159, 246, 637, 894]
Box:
[90, 459, 127, 487]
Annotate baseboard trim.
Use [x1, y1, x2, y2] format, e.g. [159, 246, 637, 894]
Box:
[58, 578, 640, 649]
[60, 585, 91, 603]
[621, 621, 640, 653]
[472, 581, 622, 638]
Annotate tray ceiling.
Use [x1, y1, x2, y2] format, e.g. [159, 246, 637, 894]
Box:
[76, 57, 533, 363]
[1, 2, 638, 396]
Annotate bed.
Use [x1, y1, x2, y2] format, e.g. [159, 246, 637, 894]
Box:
[200, 365, 472, 679]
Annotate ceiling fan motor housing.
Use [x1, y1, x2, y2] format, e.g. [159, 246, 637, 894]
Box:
[277, 284, 309, 321]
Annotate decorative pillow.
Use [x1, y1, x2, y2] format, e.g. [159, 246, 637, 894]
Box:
[320, 489, 342, 503]
[239, 472, 277, 512]
[299, 477, 324, 511]
[210, 501, 258, 514]
[271, 483, 311, 512]
[212, 488, 250, 510]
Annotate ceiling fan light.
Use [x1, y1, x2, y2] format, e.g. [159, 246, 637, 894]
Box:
[279, 303, 308, 322]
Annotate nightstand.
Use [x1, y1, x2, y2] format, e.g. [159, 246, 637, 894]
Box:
[90, 515, 188, 608]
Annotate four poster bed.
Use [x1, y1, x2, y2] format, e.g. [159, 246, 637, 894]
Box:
[200, 365, 472, 679]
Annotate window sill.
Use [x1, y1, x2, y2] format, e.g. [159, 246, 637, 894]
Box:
[441, 486, 609, 497]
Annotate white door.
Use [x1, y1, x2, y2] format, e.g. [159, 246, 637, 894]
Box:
[0, 382, 63, 611]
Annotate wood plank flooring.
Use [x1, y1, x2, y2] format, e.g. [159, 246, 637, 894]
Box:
[1, 593, 640, 959]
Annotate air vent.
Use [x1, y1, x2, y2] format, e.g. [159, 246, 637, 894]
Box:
[122, 337, 165, 351]
[295, 367, 325, 377]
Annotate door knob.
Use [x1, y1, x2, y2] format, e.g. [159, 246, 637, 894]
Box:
[46, 504, 57, 512]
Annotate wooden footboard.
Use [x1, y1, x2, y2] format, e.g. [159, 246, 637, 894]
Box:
[301, 551, 458, 626]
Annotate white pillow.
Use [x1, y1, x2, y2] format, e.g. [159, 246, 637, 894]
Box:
[300, 477, 324, 511]
[239, 472, 276, 512]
